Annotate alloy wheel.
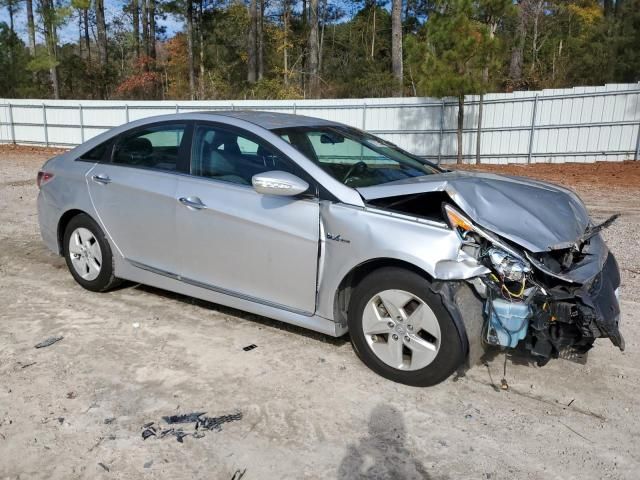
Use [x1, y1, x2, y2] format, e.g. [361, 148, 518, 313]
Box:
[362, 289, 441, 371]
[68, 227, 103, 281]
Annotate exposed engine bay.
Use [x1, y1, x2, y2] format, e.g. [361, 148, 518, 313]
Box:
[366, 191, 624, 366]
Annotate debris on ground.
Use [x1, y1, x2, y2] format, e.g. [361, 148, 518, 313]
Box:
[103, 418, 115, 424]
[34, 336, 63, 349]
[143, 460, 153, 469]
[231, 468, 247, 480]
[242, 344, 257, 352]
[142, 411, 243, 443]
[141, 423, 157, 440]
[162, 412, 206, 424]
[66, 391, 77, 399]
[19, 362, 37, 369]
[196, 413, 243, 432]
[98, 462, 110, 472]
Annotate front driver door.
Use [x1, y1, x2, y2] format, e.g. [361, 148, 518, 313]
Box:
[87, 122, 189, 274]
[175, 123, 319, 314]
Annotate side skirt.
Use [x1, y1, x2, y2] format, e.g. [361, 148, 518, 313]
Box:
[117, 258, 348, 338]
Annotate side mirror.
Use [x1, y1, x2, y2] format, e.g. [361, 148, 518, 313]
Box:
[252, 171, 309, 197]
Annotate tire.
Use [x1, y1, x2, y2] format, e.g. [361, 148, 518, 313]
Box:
[348, 267, 465, 387]
[63, 213, 122, 292]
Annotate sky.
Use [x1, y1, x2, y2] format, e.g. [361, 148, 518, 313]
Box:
[0, 0, 183, 44]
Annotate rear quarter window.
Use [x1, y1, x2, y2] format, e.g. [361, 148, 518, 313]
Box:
[78, 141, 111, 162]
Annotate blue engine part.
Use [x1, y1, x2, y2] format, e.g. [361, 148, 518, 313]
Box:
[485, 298, 530, 348]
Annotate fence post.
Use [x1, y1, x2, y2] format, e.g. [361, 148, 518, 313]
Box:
[293, 102, 297, 115]
[437, 99, 445, 165]
[79, 104, 85, 143]
[175, 104, 180, 113]
[527, 94, 539, 164]
[635, 121, 640, 161]
[42, 103, 49, 147]
[7, 102, 15, 144]
[635, 91, 640, 160]
[475, 94, 484, 165]
[362, 102, 367, 130]
[125, 104, 130, 123]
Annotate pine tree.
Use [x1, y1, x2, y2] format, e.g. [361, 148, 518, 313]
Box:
[409, 0, 494, 164]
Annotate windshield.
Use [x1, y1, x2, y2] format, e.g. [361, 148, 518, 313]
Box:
[272, 126, 441, 188]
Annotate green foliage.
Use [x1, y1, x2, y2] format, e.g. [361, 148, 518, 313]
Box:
[0, 22, 34, 97]
[0, 0, 638, 100]
[407, 0, 493, 98]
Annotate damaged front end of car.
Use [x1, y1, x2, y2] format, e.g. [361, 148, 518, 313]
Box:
[442, 203, 624, 365]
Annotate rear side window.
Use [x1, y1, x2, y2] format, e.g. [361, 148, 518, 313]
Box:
[112, 124, 186, 171]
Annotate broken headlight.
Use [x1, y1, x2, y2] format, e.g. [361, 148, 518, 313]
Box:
[487, 248, 531, 282]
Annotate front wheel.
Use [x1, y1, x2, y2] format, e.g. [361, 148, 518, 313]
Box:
[348, 267, 465, 387]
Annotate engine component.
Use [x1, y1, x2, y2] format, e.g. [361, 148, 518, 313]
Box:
[485, 298, 531, 348]
[487, 248, 531, 282]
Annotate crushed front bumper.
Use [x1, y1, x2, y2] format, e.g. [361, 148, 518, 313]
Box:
[576, 252, 624, 350]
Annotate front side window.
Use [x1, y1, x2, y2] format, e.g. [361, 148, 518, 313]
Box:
[275, 126, 440, 188]
[190, 124, 296, 186]
[112, 124, 186, 171]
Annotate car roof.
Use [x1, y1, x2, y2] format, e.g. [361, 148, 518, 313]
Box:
[201, 110, 341, 130]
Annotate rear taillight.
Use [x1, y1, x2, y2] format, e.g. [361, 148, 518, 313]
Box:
[37, 171, 54, 188]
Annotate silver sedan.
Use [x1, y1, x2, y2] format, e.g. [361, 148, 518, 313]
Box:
[37, 111, 623, 386]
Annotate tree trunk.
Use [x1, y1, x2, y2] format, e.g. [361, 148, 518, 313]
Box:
[186, 0, 195, 99]
[370, 5, 376, 59]
[40, 0, 60, 98]
[308, 0, 319, 98]
[457, 95, 464, 164]
[604, 0, 614, 17]
[132, 0, 140, 58]
[391, 0, 403, 97]
[141, 0, 149, 57]
[95, 0, 108, 65]
[148, 0, 156, 59]
[319, 0, 327, 75]
[283, 0, 289, 86]
[26, 0, 36, 56]
[257, 0, 264, 80]
[247, 0, 257, 83]
[83, 8, 91, 59]
[508, 1, 527, 90]
[7, 0, 14, 34]
[198, 0, 205, 98]
[94, 0, 108, 98]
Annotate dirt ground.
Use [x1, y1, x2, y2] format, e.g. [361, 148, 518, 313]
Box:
[1, 146, 639, 480]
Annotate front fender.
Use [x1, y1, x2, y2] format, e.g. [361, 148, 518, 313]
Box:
[316, 202, 489, 321]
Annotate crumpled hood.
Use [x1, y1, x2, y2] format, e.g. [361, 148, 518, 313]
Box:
[357, 171, 591, 253]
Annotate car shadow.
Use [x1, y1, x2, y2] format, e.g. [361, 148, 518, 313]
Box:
[336, 403, 445, 480]
[131, 283, 349, 347]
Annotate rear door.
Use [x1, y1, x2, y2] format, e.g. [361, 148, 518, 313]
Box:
[87, 122, 190, 274]
[175, 122, 320, 314]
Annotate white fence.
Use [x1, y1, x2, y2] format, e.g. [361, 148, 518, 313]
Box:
[1, 83, 639, 164]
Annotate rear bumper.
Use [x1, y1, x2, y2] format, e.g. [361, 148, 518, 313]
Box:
[37, 190, 61, 255]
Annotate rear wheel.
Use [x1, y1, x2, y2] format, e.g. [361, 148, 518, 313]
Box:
[63, 214, 121, 292]
[348, 267, 465, 387]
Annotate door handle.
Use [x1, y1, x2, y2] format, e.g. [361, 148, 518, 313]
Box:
[178, 197, 207, 210]
[92, 174, 111, 184]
